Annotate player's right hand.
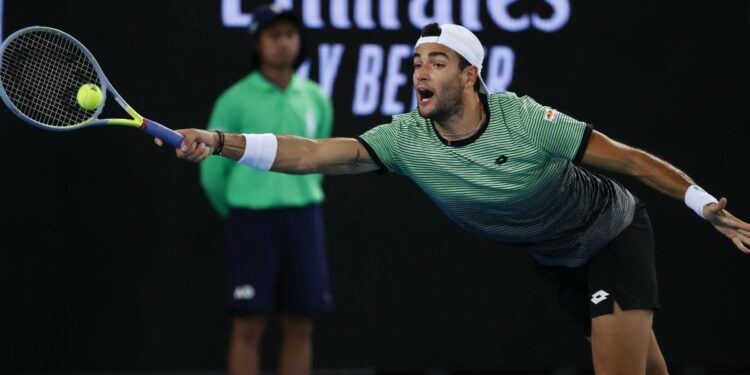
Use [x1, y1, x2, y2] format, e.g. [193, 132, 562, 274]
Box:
[154, 129, 218, 163]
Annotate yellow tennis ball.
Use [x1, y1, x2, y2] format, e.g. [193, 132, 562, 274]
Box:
[76, 83, 103, 110]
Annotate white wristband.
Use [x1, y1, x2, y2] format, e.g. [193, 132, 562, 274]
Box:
[684, 184, 718, 219]
[239, 134, 278, 171]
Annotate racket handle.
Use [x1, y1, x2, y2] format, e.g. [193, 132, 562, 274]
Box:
[142, 118, 184, 149]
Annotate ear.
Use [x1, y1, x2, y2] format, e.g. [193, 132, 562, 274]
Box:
[464, 65, 479, 91]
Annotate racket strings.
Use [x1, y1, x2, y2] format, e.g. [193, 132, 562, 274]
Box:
[0, 30, 101, 127]
[2, 33, 80, 126]
[31, 32, 99, 125]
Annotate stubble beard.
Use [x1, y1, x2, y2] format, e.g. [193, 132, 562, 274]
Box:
[418, 79, 464, 125]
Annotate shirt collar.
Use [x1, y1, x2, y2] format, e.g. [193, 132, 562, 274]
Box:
[251, 70, 301, 93]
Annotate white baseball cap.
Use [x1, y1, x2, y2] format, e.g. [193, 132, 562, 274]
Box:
[415, 24, 489, 94]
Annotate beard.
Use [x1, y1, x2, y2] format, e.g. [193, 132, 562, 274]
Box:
[417, 78, 465, 124]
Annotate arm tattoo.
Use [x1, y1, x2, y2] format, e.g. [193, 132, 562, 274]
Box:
[346, 149, 362, 174]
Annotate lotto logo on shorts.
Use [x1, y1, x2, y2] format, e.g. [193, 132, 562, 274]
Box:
[591, 290, 610, 305]
[543, 108, 559, 123]
[233, 284, 256, 300]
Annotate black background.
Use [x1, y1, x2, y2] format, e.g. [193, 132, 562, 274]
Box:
[1, 0, 749, 372]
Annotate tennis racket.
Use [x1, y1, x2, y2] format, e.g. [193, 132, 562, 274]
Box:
[0, 26, 183, 148]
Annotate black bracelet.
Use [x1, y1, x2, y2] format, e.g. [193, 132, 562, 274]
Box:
[212, 130, 225, 155]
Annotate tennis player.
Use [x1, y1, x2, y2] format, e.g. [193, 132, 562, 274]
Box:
[160, 23, 749, 374]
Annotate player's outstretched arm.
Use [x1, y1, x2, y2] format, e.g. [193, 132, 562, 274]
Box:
[155, 129, 380, 175]
[271, 135, 380, 175]
[581, 130, 691, 199]
[581, 130, 750, 253]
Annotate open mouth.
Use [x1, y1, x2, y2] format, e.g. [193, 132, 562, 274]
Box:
[417, 88, 434, 103]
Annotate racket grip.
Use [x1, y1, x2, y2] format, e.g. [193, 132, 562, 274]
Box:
[142, 118, 184, 149]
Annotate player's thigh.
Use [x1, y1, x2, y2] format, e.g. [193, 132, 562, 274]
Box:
[588, 202, 662, 374]
[591, 302, 653, 374]
[535, 201, 660, 339]
[646, 330, 668, 375]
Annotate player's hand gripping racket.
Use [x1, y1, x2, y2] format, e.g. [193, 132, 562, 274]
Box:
[0, 26, 183, 147]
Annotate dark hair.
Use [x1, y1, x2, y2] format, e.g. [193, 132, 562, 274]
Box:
[250, 15, 308, 71]
[419, 23, 480, 92]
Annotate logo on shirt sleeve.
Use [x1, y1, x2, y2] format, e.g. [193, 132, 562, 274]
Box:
[543, 108, 559, 123]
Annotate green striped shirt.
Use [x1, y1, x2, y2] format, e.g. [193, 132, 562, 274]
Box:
[201, 72, 333, 217]
[358, 92, 635, 267]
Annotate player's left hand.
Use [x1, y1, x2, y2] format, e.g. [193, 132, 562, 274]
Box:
[703, 197, 750, 253]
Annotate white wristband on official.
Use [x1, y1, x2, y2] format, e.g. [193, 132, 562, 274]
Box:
[238, 134, 278, 171]
[684, 184, 718, 219]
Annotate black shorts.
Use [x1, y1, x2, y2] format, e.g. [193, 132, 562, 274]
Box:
[536, 201, 660, 337]
[225, 205, 333, 315]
